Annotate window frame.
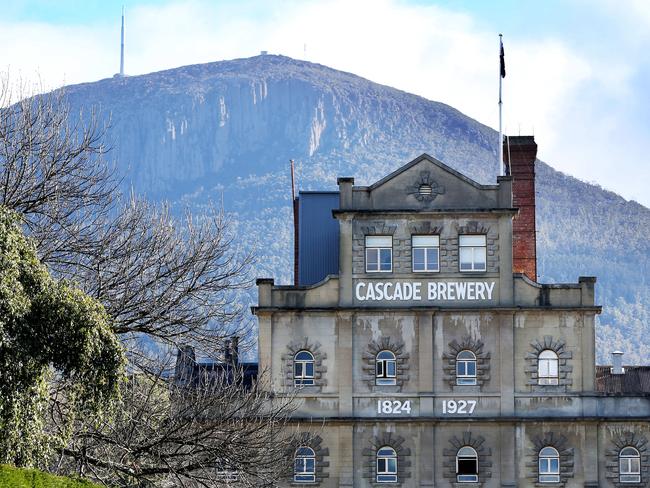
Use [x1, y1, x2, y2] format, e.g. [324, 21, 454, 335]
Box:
[411, 235, 440, 273]
[294, 350, 315, 387]
[619, 446, 641, 483]
[365, 236, 393, 273]
[376, 446, 398, 483]
[294, 446, 316, 483]
[375, 350, 397, 386]
[538, 349, 559, 385]
[456, 446, 479, 483]
[538, 446, 560, 483]
[456, 350, 477, 386]
[458, 234, 487, 272]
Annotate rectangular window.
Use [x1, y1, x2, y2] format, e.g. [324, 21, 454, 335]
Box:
[459, 235, 487, 272]
[366, 236, 392, 272]
[412, 235, 440, 272]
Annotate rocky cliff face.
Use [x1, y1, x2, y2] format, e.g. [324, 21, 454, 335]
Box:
[63, 55, 650, 363]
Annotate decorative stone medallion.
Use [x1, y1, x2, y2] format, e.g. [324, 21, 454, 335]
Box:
[407, 171, 445, 203]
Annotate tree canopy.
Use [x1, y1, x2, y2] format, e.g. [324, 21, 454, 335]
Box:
[0, 206, 125, 467]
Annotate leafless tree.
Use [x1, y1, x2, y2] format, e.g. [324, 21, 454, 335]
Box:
[52, 355, 303, 488]
[0, 75, 117, 272]
[0, 75, 301, 486]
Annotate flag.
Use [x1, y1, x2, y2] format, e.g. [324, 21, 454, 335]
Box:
[500, 38, 506, 78]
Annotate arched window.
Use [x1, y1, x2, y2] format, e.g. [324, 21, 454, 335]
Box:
[456, 446, 478, 482]
[538, 350, 559, 385]
[619, 446, 641, 483]
[376, 446, 397, 483]
[456, 350, 477, 385]
[294, 446, 316, 483]
[538, 446, 560, 483]
[376, 350, 397, 385]
[294, 351, 315, 387]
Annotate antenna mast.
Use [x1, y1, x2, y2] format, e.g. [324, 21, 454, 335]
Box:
[120, 6, 125, 77]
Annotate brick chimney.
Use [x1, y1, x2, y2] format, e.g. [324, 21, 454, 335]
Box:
[504, 135, 537, 282]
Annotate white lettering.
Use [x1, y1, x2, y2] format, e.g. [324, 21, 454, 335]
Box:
[356, 282, 366, 301]
[393, 282, 403, 300]
[456, 281, 467, 300]
[375, 282, 384, 301]
[355, 281, 495, 302]
[467, 282, 475, 300]
[438, 282, 447, 300]
[413, 282, 421, 300]
[485, 281, 495, 300]
[384, 282, 393, 300]
[365, 283, 376, 300]
[447, 282, 456, 300]
[476, 282, 485, 300]
[403, 282, 413, 301]
[428, 282, 437, 300]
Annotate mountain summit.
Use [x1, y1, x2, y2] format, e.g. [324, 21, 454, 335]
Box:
[62, 54, 650, 363]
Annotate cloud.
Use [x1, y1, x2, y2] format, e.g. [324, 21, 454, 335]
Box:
[0, 0, 648, 206]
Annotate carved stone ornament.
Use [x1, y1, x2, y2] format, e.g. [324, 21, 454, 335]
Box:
[287, 433, 330, 485]
[442, 432, 493, 485]
[442, 336, 491, 389]
[526, 432, 574, 486]
[361, 336, 410, 391]
[282, 338, 327, 392]
[605, 430, 649, 487]
[361, 432, 412, 485]
[524, 335, 573, 392]
[407, 171, 445, 203]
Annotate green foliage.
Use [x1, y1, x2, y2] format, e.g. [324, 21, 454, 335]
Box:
[0, 207, 125, 467]
[0, 464, 101, 487]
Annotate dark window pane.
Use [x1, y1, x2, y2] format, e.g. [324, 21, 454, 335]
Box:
[387, 361, 396, 377]
[380, 249, 392, 270]
[305, 363, 314, 377]
[467, 362, 476, 376]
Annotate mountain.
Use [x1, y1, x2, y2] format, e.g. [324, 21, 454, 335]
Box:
[62, 55, 650, 364]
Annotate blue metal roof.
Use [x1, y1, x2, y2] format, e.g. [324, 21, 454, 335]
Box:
[298, 191, 339, 286]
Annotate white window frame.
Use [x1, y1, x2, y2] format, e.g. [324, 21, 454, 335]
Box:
[376, 446, 398, 483]
[456, 446, 478, 483]
[294, 446, 316, 483]
[365, 236, 393, 273]
[456, 350, 477, 385]
[459, 235, 487, 272]
[376, 350, 397, 386]
[294, 350, 315, 387]
[412, 235, 440, 272]
[538, 446, 560, 483]
[620, 447, 641, 483]
[538, 350, 559, 385]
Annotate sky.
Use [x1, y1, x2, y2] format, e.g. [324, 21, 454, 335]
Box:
[1, 0, 649, 207]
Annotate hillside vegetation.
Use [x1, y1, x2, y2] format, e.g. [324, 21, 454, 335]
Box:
[59, 55, 650, 363]
[0, 465, 100, 487]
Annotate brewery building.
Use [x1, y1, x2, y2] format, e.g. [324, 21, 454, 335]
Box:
[251, 136, 650, 487]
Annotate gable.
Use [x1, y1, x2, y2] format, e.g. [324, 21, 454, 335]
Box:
[356, 154, 499, 210]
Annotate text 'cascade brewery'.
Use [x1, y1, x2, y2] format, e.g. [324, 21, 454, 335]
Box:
[354, 280, 496, 302]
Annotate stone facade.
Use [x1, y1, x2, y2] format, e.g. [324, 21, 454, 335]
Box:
[253, 142, 650, 487]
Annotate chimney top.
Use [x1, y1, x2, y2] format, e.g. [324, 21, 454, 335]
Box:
[611, 350, 625, 375]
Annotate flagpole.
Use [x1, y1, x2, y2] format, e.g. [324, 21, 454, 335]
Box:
[498, 33, 504, 177]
